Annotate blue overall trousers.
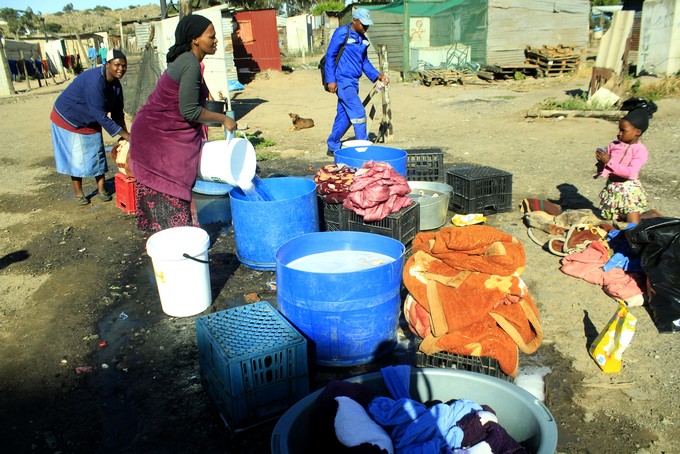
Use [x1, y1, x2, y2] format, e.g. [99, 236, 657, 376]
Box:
[325, 26, 380, 153]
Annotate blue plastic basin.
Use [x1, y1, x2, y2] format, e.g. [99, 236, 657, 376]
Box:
[230, 177, 318, 270]
[334, 146, 408, 177]
[276, 231, 405, 366]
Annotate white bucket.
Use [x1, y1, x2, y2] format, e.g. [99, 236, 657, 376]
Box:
[146, 226, 212, 317]
[197, 131, 257, 189]
[342, 139, 373, 152]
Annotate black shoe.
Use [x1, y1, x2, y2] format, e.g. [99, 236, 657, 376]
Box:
[326, 150, 335, 157]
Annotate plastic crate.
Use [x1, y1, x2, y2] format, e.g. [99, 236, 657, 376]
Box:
[446, 164, 512, 215]
[415, 349, 511, 381]
[318, 197, 346, 232]
[114, 172, 136, 215]
[195, 301, 309, 431]
[320, 198, 419, 246]
[406, 149, 444, 182]
[346, 202, 420, 246]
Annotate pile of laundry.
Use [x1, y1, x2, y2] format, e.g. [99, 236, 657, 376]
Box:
[314, 163, 357, 203]
[520, 199, 655, 307]
[402, 226, 543, 377]
[343, 161, 412, 222]
[314, 161, 413, 222]
[307, 365, 528, 453]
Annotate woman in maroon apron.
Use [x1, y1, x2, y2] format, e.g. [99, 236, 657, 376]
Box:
[129, 15, 237, 232]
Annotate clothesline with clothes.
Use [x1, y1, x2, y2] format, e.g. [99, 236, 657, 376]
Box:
[7, 57, 61, 81]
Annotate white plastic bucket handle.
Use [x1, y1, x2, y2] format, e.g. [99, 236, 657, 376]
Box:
[182, 252, 210, 264]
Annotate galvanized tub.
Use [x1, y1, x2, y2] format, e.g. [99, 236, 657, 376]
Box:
[408, 181, 453, 230]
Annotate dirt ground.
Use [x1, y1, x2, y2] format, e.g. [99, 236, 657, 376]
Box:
[0, 63, 678, 454]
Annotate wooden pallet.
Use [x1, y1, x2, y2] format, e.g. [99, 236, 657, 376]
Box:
[481, 64, 541, 79]
[524, 45, 583, 77]
[417, 69, 464, 86]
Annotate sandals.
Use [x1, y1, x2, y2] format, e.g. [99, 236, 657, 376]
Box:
[98, 191, 112, 202]
[76, 196, 90, 206]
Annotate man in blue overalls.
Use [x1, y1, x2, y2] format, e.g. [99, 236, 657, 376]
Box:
[324, 8, 389, 157]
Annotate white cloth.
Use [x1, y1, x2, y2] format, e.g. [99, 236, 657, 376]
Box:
[334, 396, 394, 454]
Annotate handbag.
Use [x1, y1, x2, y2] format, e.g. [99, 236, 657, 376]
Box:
[319, 26, 351, 91]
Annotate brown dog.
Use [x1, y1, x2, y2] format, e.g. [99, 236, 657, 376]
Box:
[289, 113, 315, 131]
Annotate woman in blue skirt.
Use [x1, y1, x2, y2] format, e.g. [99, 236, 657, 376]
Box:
[51, 49, 130, 205]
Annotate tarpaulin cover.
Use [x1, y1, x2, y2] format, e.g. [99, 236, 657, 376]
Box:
[625, 217, 680, 333]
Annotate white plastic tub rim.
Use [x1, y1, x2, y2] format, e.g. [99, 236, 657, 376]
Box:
[146, 226, 210, 261]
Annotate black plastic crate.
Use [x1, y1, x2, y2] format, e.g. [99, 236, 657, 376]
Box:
[406, 149, 444, 182]
[321, 198, 420, 246]
[346, 202, 420, 246]
[415, 349, 511, 381]
[446, 164, 512, 215]
[318, 197, 347, 231]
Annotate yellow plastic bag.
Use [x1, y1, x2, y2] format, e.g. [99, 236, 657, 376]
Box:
[589, 302, 637, 373]
[451, 213, 487, 227]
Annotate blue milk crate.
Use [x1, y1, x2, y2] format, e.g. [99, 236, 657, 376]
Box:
[195, 301, 309, 431]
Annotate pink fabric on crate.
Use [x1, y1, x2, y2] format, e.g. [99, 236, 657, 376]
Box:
[343, 160, 412, 222]
[560, 241, 646, 300]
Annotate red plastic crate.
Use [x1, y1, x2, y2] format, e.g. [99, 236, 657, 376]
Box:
[115, 172, 136, 214]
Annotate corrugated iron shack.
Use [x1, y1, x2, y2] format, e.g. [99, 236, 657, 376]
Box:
[354, 0, 589, 73]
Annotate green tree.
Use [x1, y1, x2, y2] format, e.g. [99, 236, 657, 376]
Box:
[63, 3, 74, 14]
[45, 22, 62, 33]
[312, 1, 345, 16]
[0, 8, 23, 38]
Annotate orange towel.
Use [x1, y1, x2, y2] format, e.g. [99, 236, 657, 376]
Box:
[403, 226, 543, 377]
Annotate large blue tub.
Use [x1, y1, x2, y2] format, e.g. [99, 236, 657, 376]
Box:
[230, 177, 318, 270]
[334, 145, 407, 177]
[276, 231, 405, 366]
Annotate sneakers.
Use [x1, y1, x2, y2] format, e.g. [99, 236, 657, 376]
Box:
[98, 190, 112, 202]
[75, 196, 90, 206]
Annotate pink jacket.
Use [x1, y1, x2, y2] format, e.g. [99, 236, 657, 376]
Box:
[596, 141, 648, 180]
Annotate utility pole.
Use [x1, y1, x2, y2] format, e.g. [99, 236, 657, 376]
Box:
[179, 0, 192, 19]
[160, 0, 168, 19]
[119, 17, 125, 51]
[402, 0, 410, 81]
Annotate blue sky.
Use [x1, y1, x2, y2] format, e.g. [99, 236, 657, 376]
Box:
[0, 1, 151, 15]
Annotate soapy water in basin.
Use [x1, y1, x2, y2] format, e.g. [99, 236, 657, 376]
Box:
[286, 250, 395, 273]
[408, 189, 442, 201]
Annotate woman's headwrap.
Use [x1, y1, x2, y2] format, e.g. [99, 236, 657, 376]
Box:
[166, 15, 213, 63]
[623, 108, 649, 133]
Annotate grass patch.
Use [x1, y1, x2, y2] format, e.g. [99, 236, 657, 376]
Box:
[256, 151, 281, 161]
[538, 94, 611, 111]
[246, 133, 276, 150]
[629, 76, 680, 102]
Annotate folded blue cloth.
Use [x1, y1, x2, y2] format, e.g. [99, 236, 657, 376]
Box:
[382, 365, 411, 399]
[604, 226, 642, 273]
[369, 394, 482, 451]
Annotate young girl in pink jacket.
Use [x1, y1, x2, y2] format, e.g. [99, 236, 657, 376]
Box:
[595, 109, 650, 224]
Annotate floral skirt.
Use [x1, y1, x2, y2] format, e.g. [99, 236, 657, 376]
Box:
[135, 181, 193, 232]
[599, 179, 647, 220]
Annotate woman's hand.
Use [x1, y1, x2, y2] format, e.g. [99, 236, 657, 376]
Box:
[223, 115, 237, 133]
[119, 130, 131, 141]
